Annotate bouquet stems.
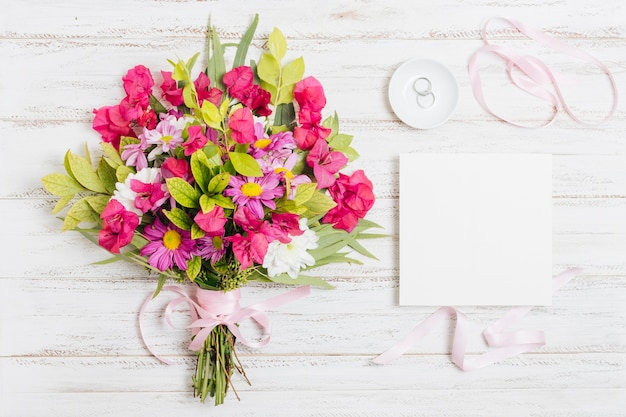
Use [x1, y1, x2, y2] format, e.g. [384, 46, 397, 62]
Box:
[193, 324, 250, 405]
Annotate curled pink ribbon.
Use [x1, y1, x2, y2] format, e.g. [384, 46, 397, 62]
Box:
[372, 268, 582, 370]
[139, 284, 311, 364]
[468, 17, 618, 127]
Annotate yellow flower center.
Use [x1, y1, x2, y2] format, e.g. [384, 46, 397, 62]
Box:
[254, 138, 272, 149]
[212, 235, 224, 250]
[161, 135, 173, 144]
[241, 182, 263, 197]
[163, 229, 182, 250]
[274, 167, 294, 179]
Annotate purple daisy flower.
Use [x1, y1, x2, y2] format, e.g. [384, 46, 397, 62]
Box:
[195, 234, 229, 264]
[140, 218, 195, 271]
[224, 173, 284, 219]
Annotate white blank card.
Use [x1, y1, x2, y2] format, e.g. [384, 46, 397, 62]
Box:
[399, 153, 552, 306]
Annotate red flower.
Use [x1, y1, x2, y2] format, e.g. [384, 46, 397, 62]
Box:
[98, 199, 140, 253]
[160, 71, 184, 106]
[92, 105, 136, 150]
[229, 107, 256, 144]
[322, 170, 375, 232]
[229, 232, 269, 270]
[161, 157, 191, 181]
[271, 212, 304, 243]
[294, 107, 331, 150]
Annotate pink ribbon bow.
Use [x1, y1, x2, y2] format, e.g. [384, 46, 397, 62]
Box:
[468, 17, 618, 127]
[139, 284, 311, 364]
[373, 268, 582, 370]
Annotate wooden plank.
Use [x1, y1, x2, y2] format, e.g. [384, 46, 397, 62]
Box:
[2, 0, 624, 40]
[1, 389, 624, 417]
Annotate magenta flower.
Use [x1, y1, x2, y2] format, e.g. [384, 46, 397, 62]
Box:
[322, 170, 375, 232]
[228, 107, 255, 144]
[140, 218, 195, 271]
[229, 232, 269, 270]
[306, 138, 348, 189]
[160, 71, 184, 106]
[194, 72, 222, 107]
[225, 173, 284, 218]
[92, 105, 135, 151]
[271, 212, 304, 243]
[98, 199, 140, 254]
[182, 125, 208, 156]
[130, 178, 168, 214]
[122, 65, 154, 105]
[293, 107, 331, 150]
[194, 206, 227, 236]
[195, 234, 229, 264]
[142, 114, 185, 160]
[294, 76, 327, 112]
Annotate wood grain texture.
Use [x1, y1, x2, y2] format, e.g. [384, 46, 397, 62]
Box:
[1, 0, 625, 415]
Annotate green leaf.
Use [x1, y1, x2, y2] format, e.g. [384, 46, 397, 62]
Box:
[116, 165, 134, 183]
[97, 158, 118, 194]
[66, 150, 107, 193]
[303, 190, 336, 215]
[260, 81, 278, 105]
[50, 195, 74, 214]
[149, 94, 168, 115]
[233, 14, 259, 68]
[342, 146, 360, 162]
[42, 173, 84, 197]
[257, 53, 280, 87]
[294, 183, 316, 205]
[63, 197, 99, 231]
[276, 83, 295, 105]
[272, 103, 296, 127]
[166, 177, 201, 208]
[163, 207, 193, 231]
[187, 256, 202, 281]
[207, 23, 226, 90]
[228, 152, 262, 177]
[199, 194, 216, 213]
[191, 223, 206, 239]
[328, 133, 353, 150]
[186, 52, 201, 74]
[281, 56, 305, 86]
[266, 272, 334, 289]
[268, 27, 287, 61]
[203, 144, 223, 169]
[348, 239, 378, 260]
[207, 172, 230, 194]
[183, 83, 199, 110]
[84, 195, 110, 215]
[211, 194, 234, 209]
[100, 142, 124, 167]
[201, 99, 222, 130]
[191, 150, 212, 193]
[152, 274, 168, 299]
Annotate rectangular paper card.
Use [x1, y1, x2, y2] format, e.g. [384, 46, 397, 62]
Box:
[399, 153, 552, 306]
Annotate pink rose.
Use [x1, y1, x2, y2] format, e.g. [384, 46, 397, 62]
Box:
[322, 170, 375, 232]
[92, 105, 136, 150]
[98, 199, 140, 253]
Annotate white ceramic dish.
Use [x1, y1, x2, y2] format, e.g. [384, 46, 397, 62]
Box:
[388, 58, 459, 129]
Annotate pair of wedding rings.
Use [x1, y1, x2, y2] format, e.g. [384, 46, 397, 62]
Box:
[413, 77, 435, 109]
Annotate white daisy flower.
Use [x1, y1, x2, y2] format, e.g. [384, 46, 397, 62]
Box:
[263, 219, 319, 279]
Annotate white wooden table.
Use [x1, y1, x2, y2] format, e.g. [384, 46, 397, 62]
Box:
[1, 1, 625, 415]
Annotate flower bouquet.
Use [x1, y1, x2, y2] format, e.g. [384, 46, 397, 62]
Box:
[42, 15, 380, 405]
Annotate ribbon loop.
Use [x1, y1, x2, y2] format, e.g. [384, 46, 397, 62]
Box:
[139, 284, 311, 364]
[372, 268, 582, 370]
[468, 17, 618, 127]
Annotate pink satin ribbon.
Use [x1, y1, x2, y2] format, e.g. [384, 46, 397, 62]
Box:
[372, 268, 582, 369]
[468, 17, 618, 127]
[139, 284, 311, 364]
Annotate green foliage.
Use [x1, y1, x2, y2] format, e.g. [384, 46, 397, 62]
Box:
[228, 151, 262, 177]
